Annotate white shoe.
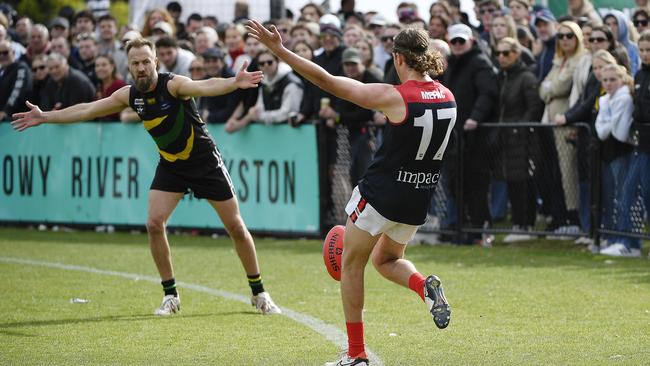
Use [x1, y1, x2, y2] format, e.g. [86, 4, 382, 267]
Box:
[324, 352, 369, 366]
[599, 243, 641, 257]
[251, 292, 282, 315]
[503, 226, 535, 243]
[154, 294, 180, 316]
[574, 236, 593, 245]
[547, 225, 580, 241]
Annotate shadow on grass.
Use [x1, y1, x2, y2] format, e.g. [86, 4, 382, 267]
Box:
[0, 311, 255, 332]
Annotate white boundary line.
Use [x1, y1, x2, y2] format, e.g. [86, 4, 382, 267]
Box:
[0, 256, 383, 366]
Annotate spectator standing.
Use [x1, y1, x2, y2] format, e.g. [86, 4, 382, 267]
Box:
[0, 24, 25, 61]
[200, 47, 240, 123]
[355, 38, 383, 80]
[224, 24, 250, 72]
[613, 30, 650, 257]
[489, 14, 535, 67]
[166, 1, 187, 40]
[374, 23, 400, 73]
[141, 9, 175, 39]
[343, 24, 364, 47]
[533, 7, 557, 81]
[494, 37, 544, 242]
[97, 15, 127, 78]
[539, 21, 586, 236]
[604, 10, 641, 75]
[0, 40, 32, 121]
[14, 16, 32, 47]
[50, 36, 82, 71]
[194, 27, 219, 57]
[442, 23, 498, 244]
[48, 17, 70, 41]
[633, 9, 650, 35]
[185, 13, 203, 36]
[72, 10, 96, 39]
[428, 14, 450, 41]
[595, 64, 636, 255]
[156, 36, 195, 77]
[189, 57, 207, 81]
[477, 0, 503, 42]
[567, 0, 603, 26]
[77, 32, 100, 85]
[508, 0, 533, 30]
[28, 54, 49, 106]
[19, 23, 50, 67]
[40, 52, 96, 111]
[94, 54, 127, 121]
[300, 3, 324, 23]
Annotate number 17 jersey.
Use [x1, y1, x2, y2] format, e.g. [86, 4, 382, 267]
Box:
[358, 80, 457, 225]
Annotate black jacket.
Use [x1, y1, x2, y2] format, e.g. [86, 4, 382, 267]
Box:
[337, 70, 382, 133]
[40, 68, 95, 111]
[634, 63, 650, 154]
[201, 67, 241, 123]
[0, 61, 33, 119]
[497, 60, 543, 181]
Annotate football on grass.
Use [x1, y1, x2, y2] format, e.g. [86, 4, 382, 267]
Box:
[323, 225, 345, 281]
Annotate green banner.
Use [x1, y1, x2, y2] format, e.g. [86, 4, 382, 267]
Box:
[0, 123, 320, 234]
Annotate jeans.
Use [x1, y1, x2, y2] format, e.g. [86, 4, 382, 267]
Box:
[614, 151, 650, 249]
[600, 154, 631, 240]
[490, 180, 508, 221]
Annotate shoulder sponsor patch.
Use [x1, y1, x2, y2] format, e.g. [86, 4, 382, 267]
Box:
[134, 98, 145, 106]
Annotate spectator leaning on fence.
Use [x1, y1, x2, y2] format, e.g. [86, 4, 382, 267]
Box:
[28, 54, 49, 106]
[94, 54, 127, 122]
[40, 52, 96, 111]
[0, 39, 32, 121]
[200, 47, 240, 123]
[612, 30, 650, 257]
[594, 63, 636, 256]
[494, 37, 544, 242]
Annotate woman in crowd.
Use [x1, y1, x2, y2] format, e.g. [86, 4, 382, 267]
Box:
[355, 38, 384, 80]
[612, 30, 650, 257]
[495, 37, 544, 242]
[604, 10, 640, 74]
[633, 8, 650, 35]
[489, 14, 535, 67]
[224, 23, 250, 71]
[94, 54, 127, 122]
[539, 21, 586, 236]
[141, 8, 175, 38]
[594, 63, 636, 255]
[567, 0, 603, 25]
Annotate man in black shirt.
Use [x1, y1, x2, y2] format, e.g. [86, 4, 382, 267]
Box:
[0, 40, 32, 121]
[12, 37, 281, 316]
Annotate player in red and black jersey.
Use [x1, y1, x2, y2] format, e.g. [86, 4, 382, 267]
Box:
[248, 21, 455, 366]
[12, 37, 282, 316]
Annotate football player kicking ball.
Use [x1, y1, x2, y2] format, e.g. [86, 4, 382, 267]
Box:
[247, 21, 454, 365]
[12, 38, 281, 316]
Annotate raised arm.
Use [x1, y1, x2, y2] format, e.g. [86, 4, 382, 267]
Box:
[11, 86, 131, 132]
[246, 20, 403, 121]
[169, 62, 262, 99]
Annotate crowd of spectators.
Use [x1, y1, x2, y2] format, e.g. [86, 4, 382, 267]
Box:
[0, 0, 649, 257]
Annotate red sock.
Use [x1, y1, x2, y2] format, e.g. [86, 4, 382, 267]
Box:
[409, 272, 426, 301]
[346, 322, 366, 359]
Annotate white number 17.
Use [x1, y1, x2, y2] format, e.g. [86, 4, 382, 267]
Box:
[413, 107, 457, 161]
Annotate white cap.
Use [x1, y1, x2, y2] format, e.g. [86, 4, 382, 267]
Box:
[319, 13, 341, 29]
[447, 24, 473, 41]
[152, 21, 173, 36]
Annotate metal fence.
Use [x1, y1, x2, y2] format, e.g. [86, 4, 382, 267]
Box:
[320, 122, 650, 248]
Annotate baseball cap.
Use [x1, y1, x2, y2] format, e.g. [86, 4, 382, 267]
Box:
[49, 17, 70, 29]
[319, 13, 341, 29]
[152, 21, 173, 36]
[533, 7, 556, 24]
[122, 30, 141, 44]
[369, 14, 387, 27]
[320, 23, 343, 39]
[448, 24, 473, 41]
[342, 48, 362, 64]
[202, 47, 224, 59]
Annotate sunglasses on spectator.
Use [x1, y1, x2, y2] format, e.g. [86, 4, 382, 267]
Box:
[381, 36, 394, 42]
[494, 50, 511, 57]
[589, 37, 607, 43]
[259, 60, 275, 66]
[450, 38, 466, 45]
[32, 65, 47, 71]
[479, 8, 497, 15]
[557, 32, 575, 40]
[634, 19, 649, 27]
[189, 67, 204, 72]
[76, 32, 96, 42]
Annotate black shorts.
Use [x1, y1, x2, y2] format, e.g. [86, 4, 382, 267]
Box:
[150, 152, 235, 201]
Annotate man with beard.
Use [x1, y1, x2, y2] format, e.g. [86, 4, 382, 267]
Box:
[11, 37, 282, 317]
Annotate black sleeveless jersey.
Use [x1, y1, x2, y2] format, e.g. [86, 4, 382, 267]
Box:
[129, 73, 216, 167]
[358, 80, 457, 225]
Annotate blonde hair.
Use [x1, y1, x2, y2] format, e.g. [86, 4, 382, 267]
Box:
[554, 21, 585, 60]
[489, 14, 517, 49]
[497, 36, 521, 54]
[601, 63, 634, 94]
[591, 49, 617, 66]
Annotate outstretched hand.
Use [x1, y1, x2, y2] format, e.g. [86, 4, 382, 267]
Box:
[235, 61, 263, 89]
[245, 20, 283, 52]
[11, 101, 46, 132]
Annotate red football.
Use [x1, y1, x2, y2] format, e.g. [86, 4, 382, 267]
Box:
[323, 225, 345, 281]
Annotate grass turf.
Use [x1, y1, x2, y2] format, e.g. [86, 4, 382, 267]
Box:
[1, 228, 649, 365]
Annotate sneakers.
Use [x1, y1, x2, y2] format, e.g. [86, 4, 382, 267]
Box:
[503, 226, 535, 243]
[154, 294, 180, 316]
[324, 353, 369, 366]
[599, 243, 641, 257]
[251, 292, 282, 315]
[574, 236, 593, 245]
[424, 275, 451, 329]
[546, 225, 580, 241]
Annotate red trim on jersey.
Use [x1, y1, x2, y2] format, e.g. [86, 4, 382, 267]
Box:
[349, 197, 367, 223]
[388, 80, 455, 125]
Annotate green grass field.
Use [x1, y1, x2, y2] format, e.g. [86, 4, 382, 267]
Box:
[1, 227, 649, 365]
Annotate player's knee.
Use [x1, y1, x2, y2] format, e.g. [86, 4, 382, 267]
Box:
[224, 219, 249, 242]
[146, 216, 166, 235]
[371, 250, 397, 271]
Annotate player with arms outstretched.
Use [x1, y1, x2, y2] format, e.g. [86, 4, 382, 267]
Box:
[12, 37, 281, 316]
[247, 21, 455, 365]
